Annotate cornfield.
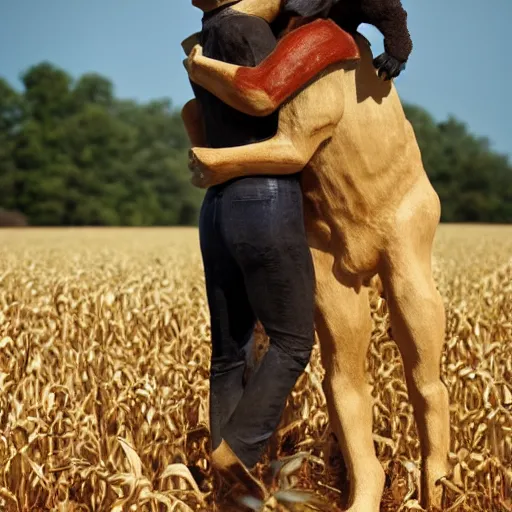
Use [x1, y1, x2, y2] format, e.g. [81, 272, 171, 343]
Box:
[0, 225, 510, 512]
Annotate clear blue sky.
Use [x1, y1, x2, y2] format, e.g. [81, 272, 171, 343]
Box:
[0, 0, 510, 157]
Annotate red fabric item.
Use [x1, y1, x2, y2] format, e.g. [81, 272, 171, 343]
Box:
[234, 19, 360, 108]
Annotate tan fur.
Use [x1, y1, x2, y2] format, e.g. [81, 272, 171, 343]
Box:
[183, 14, 451, 512]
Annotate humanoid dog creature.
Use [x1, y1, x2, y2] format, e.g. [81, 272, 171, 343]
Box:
[182, 3, 452, 512]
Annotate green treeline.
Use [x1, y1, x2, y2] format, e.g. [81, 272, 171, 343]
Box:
[0, 63, 201, 226]
[0, 62, 510, 226]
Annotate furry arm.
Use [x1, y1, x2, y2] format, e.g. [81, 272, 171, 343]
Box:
[186, 19, 359, 117]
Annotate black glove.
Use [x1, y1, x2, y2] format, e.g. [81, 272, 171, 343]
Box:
[373, 52, 406, 80]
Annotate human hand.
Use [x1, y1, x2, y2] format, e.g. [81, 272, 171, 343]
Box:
[184, 44, 204, 80]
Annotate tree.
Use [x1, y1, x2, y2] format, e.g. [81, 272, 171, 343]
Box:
[403, 104, 512, 223]
[0, 63, 509, 226]
[21, 62, 73, 123]
[0, 79, 25, 210]
[0, 63, 204, 226]
[73, 74, 114, 107]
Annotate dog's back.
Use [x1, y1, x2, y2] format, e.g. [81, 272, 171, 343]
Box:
[294, 34, 439, 280]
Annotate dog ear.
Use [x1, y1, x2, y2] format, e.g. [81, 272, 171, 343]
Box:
[181, 32, 201, 56]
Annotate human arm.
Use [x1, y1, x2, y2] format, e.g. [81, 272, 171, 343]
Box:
[189, 134, 308, 188]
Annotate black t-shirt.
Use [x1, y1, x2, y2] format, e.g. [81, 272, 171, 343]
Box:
[191, 5, 279, 149]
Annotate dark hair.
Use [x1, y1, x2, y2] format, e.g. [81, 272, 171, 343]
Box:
[271, 12, 316, 38]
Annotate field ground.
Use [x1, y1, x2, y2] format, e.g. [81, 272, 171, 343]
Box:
[0, 225, 511, 511]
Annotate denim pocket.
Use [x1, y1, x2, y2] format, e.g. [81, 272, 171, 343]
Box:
[231, 196, 274, 202]
[230, 190, 278, 202]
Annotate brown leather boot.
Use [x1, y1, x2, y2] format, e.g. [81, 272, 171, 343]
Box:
[211, 439, 268, 501]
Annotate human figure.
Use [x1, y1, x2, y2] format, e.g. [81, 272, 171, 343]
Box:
[185, 0, 317, 499]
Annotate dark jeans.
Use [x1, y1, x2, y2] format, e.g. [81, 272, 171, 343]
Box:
[199, 174, 315, 469]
